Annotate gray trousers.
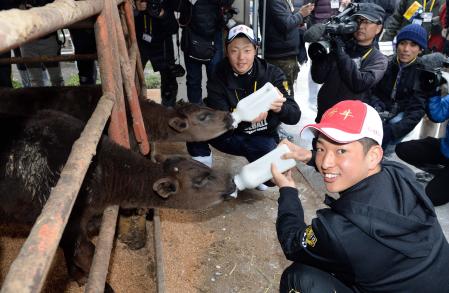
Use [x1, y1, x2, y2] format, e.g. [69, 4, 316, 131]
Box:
[20, 34, 64, 87]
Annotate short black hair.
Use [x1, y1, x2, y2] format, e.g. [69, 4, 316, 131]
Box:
[358, 137, 379, 154]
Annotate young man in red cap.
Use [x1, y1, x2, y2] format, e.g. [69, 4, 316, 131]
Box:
[271, 100, 449, 292]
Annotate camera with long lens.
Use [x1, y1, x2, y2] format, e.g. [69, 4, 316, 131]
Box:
[418, 54, 449, 97]
[222, 6, 239, 30]
[147, 0, 163, 17]
[307, 3, 360, 60]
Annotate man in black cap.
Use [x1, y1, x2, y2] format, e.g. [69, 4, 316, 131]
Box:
[310, 3, 388, 122]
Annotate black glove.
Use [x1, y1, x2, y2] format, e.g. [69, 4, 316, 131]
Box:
[332, 36, 346, 58]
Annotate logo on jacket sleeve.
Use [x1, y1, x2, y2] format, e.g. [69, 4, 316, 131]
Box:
[302, 225, 317, 248]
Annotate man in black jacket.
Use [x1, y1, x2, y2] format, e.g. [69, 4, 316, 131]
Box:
[311, 3, 388, 122]
[135, 0, 180, 107]
[187, 25, 301, 188]
[365, 24, 427, 150]
[271, 100, 449, 293]
[259, 0, 314, 97]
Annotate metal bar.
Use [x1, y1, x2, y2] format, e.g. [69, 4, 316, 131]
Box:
[123, 0, 147, 98]
[0, 0, 124, 54]
[84, 205, 119, 293]
[0, 93, 115, 293]
[113, 3, 150, 155]
[85, 0, 130, 290]
[0, 53, 97, 65]
[153, 209, 166, 293]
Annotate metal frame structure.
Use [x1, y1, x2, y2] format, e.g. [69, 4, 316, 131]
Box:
[0, 0, 153, 292]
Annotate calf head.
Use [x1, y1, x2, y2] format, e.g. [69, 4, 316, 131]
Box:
[168, 103, 233, 141]
[152, 156, 236, 209]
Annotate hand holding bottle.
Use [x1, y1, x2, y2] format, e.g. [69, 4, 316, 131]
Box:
[270, 89, 287, 113]
[279, 139, 313, 164]
[271, 164, 296, 188]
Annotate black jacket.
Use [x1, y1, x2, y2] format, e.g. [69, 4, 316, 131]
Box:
[311, 40, 388, 121]
[205, 57, 301, 137]
[277, 160, 449, 293]
[179, 0, 234, 39]
[365, 56, 426, 142]
[134, 1, 178, 43]
[259, 0, 303, 58]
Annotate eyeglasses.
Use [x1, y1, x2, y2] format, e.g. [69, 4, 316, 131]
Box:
[356, 18, 380, 25]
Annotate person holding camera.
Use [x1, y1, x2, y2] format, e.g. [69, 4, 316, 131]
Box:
[395, 92, 449, 206]
[259, 0, 315, 98]
[135, 0, 181, 107]
[310, 3, 388, 122]
[381, 0, 442, 50]
[271, 100, 449, 293]
[365, 24, 428, 151]
[187, 25, 301, 189]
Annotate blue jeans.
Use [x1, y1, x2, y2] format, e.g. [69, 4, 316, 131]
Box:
[187, 132, 278, 163]
[184, 30, 223, 104]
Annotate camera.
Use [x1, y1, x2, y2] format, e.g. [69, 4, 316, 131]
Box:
[308, 3, 360, 60]
[168, 63, 186, 78]
[147, 0, 163, 17]
[418, 63, 449, 97]
[376, 102, 399, 123]
[222, 6, 239, 30]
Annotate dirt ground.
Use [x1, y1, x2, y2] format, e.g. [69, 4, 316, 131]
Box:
[0, 141, 325, 293]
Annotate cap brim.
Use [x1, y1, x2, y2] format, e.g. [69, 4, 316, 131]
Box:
[352, 13, 381, 24]
[301, 124, 364, 144]
[226, 32, 257, 45]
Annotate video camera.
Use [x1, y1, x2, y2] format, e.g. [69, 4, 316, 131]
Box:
[307, 3, 360, 60]
[418, 56, 449, 97]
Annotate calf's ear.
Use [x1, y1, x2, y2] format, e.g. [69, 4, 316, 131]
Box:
[153, 177, 179, 198]
[168, 117, 189, 132]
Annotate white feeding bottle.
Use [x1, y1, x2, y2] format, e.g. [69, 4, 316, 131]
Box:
[231, 82, 279, 127]
[230, 144, 296, 197]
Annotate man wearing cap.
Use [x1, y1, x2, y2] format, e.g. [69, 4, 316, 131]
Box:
[187, 25, 301, 188]
[311, 3, 388, 122]
[365, 24, 427, 150]
[270, 99, 449, 293]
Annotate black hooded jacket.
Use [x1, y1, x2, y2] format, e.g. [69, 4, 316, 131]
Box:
[277, 160, 449, 292]
[205, 57, 301, 137]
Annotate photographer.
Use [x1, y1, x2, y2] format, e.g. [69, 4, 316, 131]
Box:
[396, 91, 449, 207]
[310, 3, 388, 122]
[135, 0, 181, 107]
[366, 24, 427, 150]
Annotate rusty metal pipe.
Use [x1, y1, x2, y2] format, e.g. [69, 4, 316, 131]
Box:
[0, 0, 124, 54]
[0, 53, 97, 65]
[123, 0, 147, 98]
[0, 93, 115, 293]
[113, 5, 150, 155]
[84, 205, 120, 293]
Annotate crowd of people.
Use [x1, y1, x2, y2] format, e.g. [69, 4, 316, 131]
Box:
[1, 0, 449, 292]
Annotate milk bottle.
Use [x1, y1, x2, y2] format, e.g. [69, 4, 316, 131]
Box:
[230, 144, 296, 197]
[231, 82, 279, 127]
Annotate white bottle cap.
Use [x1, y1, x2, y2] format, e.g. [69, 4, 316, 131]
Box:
[231, 112, 241, 128]
[233, 174, 245, 191]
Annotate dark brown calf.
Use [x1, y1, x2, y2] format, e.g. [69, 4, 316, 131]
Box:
[0, 85, 234, 142]
[0, 110, 236, 287]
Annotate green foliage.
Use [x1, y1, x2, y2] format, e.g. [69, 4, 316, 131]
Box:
[145, 73, 161, 89]
[12, 79, 22, 89]
[66, 74, 80, 86]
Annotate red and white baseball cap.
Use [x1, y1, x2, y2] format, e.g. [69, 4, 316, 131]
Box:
[301, 100, 383, 145]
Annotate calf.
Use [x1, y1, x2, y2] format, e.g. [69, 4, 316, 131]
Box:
[0, 110, 236, 287]
[0, 85, 234, 142]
